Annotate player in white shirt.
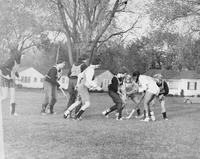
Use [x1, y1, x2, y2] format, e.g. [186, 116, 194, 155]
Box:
[132, 71, 160, 122]
[63, 57, 102, 120]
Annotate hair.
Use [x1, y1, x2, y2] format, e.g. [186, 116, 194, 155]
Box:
[132, 70, 140, 83]
[91, 57, 101, 65]
[57, 59, 65, 64]
[153, 73, 163, 79]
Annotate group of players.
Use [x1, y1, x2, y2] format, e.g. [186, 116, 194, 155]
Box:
[0, 51, 169, 122]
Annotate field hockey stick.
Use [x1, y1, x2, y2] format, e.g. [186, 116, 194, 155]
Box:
[126, 92, 145, 119]
[59, 87, 68, 98]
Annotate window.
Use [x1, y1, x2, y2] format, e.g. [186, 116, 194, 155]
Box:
[40, 78, 44, 82]
[34, 77, 37, 82]
[27, 77, 31, 83]
[24, 76, 28, 83]
[168, 80, 178, 89]
[187, 82, 197, 90]
[21, 76, 25, 83]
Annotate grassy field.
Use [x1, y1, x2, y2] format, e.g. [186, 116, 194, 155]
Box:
[2, 89, 200, 159]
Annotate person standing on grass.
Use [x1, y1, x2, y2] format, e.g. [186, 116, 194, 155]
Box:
[63, 57, 102, 120]
[102, 67, 128, 120]
[65, 55, 88, 118]
[153, 73, 169, 120]
[131, 71, 159, 122]
[41, 60, 65, 115]
[0, 48, 22, 116]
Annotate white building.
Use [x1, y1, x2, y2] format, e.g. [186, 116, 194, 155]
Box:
[17, 67, 44, 88]
[145, 69, 200, 96]
[94, 70, 114, 91]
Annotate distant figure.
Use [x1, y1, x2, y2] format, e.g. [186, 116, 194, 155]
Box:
[0, 48, 22, 116]
[65, 56, 88, 117]
[153, 74, 169, 120]
[40, 60, 65, 115]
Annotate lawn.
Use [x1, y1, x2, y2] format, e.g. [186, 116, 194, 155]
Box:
[2, 89, 200, 159]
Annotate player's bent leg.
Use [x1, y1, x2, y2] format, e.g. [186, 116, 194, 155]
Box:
[160, 99, 168, 120]
[74, 101, 90, 120]
[10, 88, 17, 116]
[64, 100, 81, 119]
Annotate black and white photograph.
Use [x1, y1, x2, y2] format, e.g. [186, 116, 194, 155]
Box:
[0, 0, 200, 158]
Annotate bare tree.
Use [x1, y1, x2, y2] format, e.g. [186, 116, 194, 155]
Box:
[49, 0, 139, 65]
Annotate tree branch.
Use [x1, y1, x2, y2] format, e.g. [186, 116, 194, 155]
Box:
[98, 16, 140, 43]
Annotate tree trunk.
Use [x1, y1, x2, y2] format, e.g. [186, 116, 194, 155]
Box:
[57, 0, 74, 65]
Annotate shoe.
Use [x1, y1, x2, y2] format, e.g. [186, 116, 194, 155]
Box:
[151, 115, 156, 121]
[116, 117, 123, 121]
[140, 117, 150, 122]
[150, 111, 156, 121]
[102, 110, 109, 118]
[41, 110, 46, 115]
[11, 113, 19, 116]
[135, 114, 144, 119]
[163, 117, 168, 120]
[63, 110, 70, 119]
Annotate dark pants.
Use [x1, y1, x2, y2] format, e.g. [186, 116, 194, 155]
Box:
[66, 78, 81, 114]
[107, 90, 123, 119]
[41, 81, 57, 113]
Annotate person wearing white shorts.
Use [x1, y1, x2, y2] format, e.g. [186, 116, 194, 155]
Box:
[132, 71, 159, 122]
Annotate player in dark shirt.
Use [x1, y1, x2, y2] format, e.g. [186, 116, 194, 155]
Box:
[41, 60, 65, 115]
[153, 74, 169, 120]
[102, 67, 128, 120]
[0, 49, 22, 115]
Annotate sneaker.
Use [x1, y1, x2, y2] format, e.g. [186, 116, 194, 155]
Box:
[63, 110, 70, 119]
[41, 110, 46, 115]
[135, 114, 144, 119]
[150, 111, 156, 121]
[102, 110, 109, 118]
[116, 117, 123, 121]
[151, 115, 156, 121]
[163, 117, 168, 120]
[140, 117, 150, 122]
[11, 113, 19, 116]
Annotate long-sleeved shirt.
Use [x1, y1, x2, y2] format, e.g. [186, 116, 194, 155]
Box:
[108, 76, 119, 93]
[44, 66, 60, 87]
[78, 65, 97, 89]
[108, 76, 124, 93]
[137, 75, 158, 93]
[0, 58, 15, 77]
[68, 63, 88, 78]
[157, 80, 169, 96]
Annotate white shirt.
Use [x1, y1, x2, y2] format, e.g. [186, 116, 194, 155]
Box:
[138, 75, 160, 95]
[77, 65, 98, 89]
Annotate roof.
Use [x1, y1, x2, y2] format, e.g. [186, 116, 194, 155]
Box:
[144, 69, 178, 79]
[95, 69, 113, 76]
[144, 69, 200, 79]
[173, 70, 200, 79]
[18, 67, 29, 72]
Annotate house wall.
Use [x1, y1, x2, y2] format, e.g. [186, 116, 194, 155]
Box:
[17, 68, 44, 88]
[95, 71, 113, 91]
[166, 79, 200, 96]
